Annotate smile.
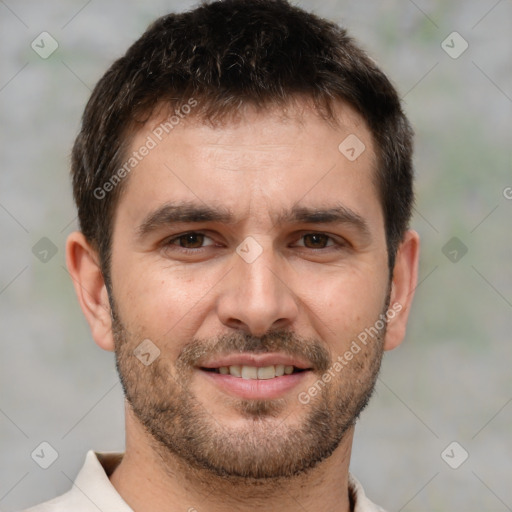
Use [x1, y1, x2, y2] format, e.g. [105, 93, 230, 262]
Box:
[198, 354, 313, 399]
[201, 364, 307, 379]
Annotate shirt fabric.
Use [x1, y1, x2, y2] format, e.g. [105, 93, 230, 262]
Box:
[22, 450, 386, 512]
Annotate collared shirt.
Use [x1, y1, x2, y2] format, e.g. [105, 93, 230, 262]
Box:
[22, 451, 387, 512]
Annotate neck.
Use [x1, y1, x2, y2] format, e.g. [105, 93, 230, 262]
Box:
[110, 406, 354, 512]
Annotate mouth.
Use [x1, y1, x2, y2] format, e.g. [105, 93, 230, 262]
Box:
[197, 354, 313, 400]
[201, 364, 308, 379]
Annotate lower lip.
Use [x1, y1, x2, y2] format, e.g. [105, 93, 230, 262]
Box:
[199, 369, 311, 400]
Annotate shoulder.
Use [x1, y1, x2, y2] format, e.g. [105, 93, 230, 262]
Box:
[19, 450, 129, 512]
[19, 489, 83, 512]
[348, 473, 388, 512]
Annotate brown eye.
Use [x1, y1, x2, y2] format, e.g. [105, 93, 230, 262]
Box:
[173, 233, 206, 248]
[302, 233, 332, 249]
[161, 231, 219, 259]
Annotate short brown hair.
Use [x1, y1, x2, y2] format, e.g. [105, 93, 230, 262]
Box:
[71, 0, 414, 282]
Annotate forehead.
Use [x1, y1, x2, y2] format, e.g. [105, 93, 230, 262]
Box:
[115, 101, 381, 231]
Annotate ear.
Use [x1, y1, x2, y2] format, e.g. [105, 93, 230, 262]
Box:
[383, 229, 420, 351]
[66, 231, 115, 352]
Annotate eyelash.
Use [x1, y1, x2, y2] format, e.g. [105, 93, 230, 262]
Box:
[162, 231, 347, 253]
[163, 232, 218, 254]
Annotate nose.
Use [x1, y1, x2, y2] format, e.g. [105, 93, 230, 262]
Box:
[216, 243, 299, 337]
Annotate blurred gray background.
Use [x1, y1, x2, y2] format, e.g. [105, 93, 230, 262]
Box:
[1, 1, 511, 510]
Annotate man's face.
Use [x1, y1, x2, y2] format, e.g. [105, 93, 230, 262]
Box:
[109, 102, 391, 479]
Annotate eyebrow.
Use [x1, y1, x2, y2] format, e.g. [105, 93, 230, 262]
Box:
[136, 200, 371, 240]
[136, 202, 234, 238]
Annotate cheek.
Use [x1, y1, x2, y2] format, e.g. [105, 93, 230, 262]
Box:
[113, 259, 219, 343]
[299, 267, 388, 348]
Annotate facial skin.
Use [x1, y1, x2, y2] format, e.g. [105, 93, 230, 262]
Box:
[67, 100, 419, 512]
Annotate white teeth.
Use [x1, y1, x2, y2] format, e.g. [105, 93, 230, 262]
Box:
[257, 366, 276, 380]
[241, 366, 258, 379]
[214, 364, 303, 379]
[229, 365, 242, 377]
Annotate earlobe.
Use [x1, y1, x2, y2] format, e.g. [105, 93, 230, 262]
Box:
[65, 231, 115, 352]
[383, 229, 420, 351]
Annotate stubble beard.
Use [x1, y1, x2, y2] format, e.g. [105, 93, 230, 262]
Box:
[111, 300, 386, 482]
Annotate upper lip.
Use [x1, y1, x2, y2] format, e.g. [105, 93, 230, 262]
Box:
[199, 353, 312, 370]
